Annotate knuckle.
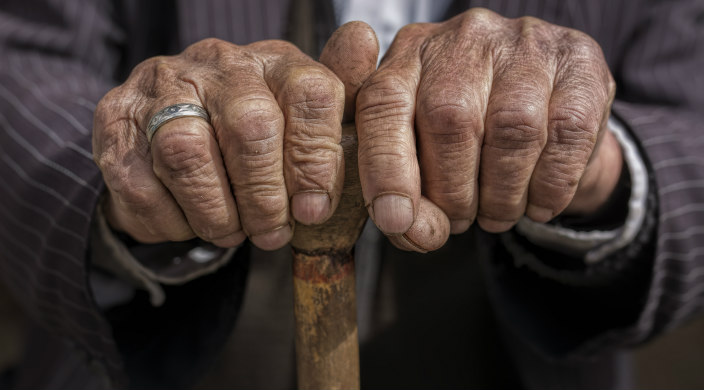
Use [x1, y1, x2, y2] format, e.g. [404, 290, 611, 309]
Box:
[516, 15, 543, 26]
[515, 15, 554, 35]
[480, 162, 532, 211]
[184, 37, 235, 60]
[247, 39, 298, 54]
[419, 91, 483, 143]
[92, 127, 121, 170]
[536, 158, 583, 193]
[285, 142, 341, 187]
[485, 184, 525, 211]
[456, 7, 503, 34]
[229, 98, 282, 138]
[283, 67, 343, 120]
[286, 120, 342, 149]
[560, 30, 602, 60]
[359, 142, 414, 182]
[359, 129, 413, 162]
[93, 90, 135, 143]
[395, 22, 430, 40]
[464, 7, 501, 24]
[239, 188, 288, 222]
[550, 104, 600, 145]
[289, 163, 335, 190]
[358, 73, 414, 124]
[193, 37, 230, 50]
[130, 56, 164, 78]
[486, 105, 546, 149]
[94, 87, 126, 124]
[130, 56, 181, 98]
[226, 97, 283, 150]
[606, 72, 617, 100]
[153, 129, 213, 181]
[251, 192, 287, 217]
[183, 38, 261, 74]
[111, 179, 160, 214]
[513, 17, 557, 56]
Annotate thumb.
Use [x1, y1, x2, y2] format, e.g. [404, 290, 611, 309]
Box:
[319, 21, 379, 122]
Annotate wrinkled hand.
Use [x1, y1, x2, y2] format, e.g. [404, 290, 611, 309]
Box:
[93, 25, 377, 250]
[355, 8, 621, 252]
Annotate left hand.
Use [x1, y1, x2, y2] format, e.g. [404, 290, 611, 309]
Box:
[355, 8, 621, 252]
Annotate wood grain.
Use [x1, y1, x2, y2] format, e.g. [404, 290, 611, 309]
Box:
[291, 124, 367, 389]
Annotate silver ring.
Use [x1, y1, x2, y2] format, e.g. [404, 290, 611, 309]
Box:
[146, 103, 210, 143]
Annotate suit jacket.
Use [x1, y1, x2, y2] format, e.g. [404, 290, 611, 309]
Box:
[0, 0, 702, 388]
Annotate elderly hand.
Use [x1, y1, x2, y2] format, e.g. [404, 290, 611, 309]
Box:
[93, 24, 378, 250]
[355, 8, 622, 252]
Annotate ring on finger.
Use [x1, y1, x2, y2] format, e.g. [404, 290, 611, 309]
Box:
[146, 103, 210, 143]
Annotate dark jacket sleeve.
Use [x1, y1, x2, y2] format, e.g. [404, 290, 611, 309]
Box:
[584, 0, 704, 351]
[470, 0, 704, 360]
[0, 1, 253, 387]
[0, 0, 128, 386]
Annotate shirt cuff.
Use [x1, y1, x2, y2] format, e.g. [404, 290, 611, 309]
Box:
[89, 195, 237, 307]
[514, 116, 648, 264]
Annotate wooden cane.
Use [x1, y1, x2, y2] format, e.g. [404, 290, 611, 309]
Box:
[290, 123, 366, 390]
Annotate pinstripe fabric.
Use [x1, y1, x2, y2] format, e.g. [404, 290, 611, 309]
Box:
[177, 0, 290, 47]
[0, 0, 286, 387]
[0, 1, 127, 387]
[453, 0, 704, 360]
[0, 0, 702, 387]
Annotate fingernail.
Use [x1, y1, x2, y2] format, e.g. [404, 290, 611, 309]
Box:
[450, 219, 471, 234]
[292, 192, 331, 225]
[370, 194, 414, 234]
[526, 204, 554, 223]
[250, 224, 292, 251]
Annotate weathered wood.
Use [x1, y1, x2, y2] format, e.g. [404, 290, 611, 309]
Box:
[291, 124, 367, 390]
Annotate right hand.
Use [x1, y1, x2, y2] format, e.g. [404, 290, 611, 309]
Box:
[93, 32, 373, 250]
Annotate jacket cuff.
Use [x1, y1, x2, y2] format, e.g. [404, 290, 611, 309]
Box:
[514, 116, 648, 264]
[89, 195, 236, 307]
[499, 114, 658, 287]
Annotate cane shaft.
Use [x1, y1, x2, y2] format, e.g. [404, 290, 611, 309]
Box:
[292, 250, 359, 389]
[291, 125, 366, 390]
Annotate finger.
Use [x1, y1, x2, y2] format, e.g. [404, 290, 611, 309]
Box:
[268, 53, 346, 226]
[151, 116, 245, 248]
[211, 64, 291, 250]
[356, 26, 427, 235]
[415, 39, 491, 234]
[319, 21, 380, 122]
[93, 102, 194, 243]
[563, 129, 621, 215]
[387, 196, 450, 252]
[526, 42, 613, 221]
[477, 53, 553, 233]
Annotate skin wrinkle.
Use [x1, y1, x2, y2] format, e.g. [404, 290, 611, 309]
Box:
[94, 10, 621, 250]
[416, 32, 488, 225]
[153, 131, 213, 176]
[357, 8, 617, 237]
[95, 36, 348, 249]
